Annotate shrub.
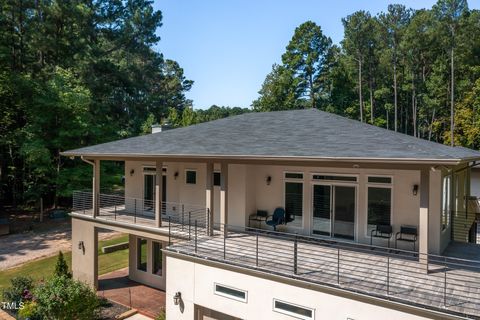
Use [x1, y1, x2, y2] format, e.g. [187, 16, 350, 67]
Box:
[2, 276, 34, 304]
[17, 301, 40, 320]
[155, 308, 166, 320]
[34, 275, 100, 320]
[54, 251, 71, 278]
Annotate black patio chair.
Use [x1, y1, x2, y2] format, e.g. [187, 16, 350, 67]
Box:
[395, 225, 418, 251]
[370, 224, 393, 248]
[248, 210, 268, 228]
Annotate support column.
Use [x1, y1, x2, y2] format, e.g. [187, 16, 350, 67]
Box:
[71, 218, 98, 289]
[206, 163, 214, 235]
[419, 168, 430, 272]
[155, 160, 163, 227]
[220, 162, 228, 237]
[93, 159, 100, 218]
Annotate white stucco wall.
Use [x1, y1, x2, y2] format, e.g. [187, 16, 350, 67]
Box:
[166, 255, 433, 320]
[123, 161, 452, 252]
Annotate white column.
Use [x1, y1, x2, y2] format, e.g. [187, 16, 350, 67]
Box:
[155, 160, 163, 227]
[220, 162, 228, 237]
[419, 168, 430, 271]
[93, 159, 100, 218]
[206, 163, 215, 235]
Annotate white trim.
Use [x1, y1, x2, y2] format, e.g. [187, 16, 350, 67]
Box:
[213, 283, 248, 303]
[184, 169, 197, 185]
[310, 172, 359, 184]
[272, 298, 314, 320]
[365, 182, 394, 238]
[310, 181, 358, 241]
[283, 171, 305, 230]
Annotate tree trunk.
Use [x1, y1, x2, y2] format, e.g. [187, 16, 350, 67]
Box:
[309, 73, 315, 109]
[369, 79, 374, 124]
[358, 59, 363, 122]
[411, 71, 416, 137]
[450, 46, 455, 147]
[393, 58, 398, 132]
[428, 108, 436, 141]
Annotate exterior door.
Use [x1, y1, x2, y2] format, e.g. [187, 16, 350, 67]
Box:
[143, 172, 167, 213]
[312, 184, 356, 240]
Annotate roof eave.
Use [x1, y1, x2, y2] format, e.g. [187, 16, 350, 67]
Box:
[60, 151, 476, 166]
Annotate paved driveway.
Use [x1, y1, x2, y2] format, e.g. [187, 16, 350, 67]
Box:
[0, 222, 118, 270]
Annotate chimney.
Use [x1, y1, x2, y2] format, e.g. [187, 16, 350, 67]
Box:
[151, 123, 172, 134]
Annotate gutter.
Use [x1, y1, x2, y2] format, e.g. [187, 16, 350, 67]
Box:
[59, 152, 476, 166]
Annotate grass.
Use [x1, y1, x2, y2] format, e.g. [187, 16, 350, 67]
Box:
[0, 234, 129, 290]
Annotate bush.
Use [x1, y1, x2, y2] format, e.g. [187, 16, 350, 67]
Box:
[2, 276, 34, 304]
[34, 275, 100, 320]
[17, 301, 40, 320]
[155, 308, 166, 320]
[54, 251, 71, 278]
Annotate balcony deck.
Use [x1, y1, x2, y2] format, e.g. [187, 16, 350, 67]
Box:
[72, 191, 480, 319]
[168, 229, 480, 319]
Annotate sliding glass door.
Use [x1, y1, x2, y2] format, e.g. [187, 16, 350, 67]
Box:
[312, 184, 356, 240]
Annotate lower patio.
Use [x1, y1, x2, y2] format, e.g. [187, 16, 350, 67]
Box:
[98, 267, 166, 319]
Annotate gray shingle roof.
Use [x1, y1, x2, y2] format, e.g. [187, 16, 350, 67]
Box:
[62, 109, 480, 163]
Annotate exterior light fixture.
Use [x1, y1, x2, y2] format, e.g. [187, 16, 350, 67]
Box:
[130, 169, 135, 176]
[266, 176, 272, 185]
[173, 292, 181, 305]
[174, 171, 179, 180]
[413, 184, 419, 196]
[78, 241, 85, 253]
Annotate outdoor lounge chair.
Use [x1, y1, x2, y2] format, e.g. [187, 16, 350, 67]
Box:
[395, 225, 418, 251]
[370, 224, 393, 248]
[265, 207, 285, 231]
[248, 210, 268, 228]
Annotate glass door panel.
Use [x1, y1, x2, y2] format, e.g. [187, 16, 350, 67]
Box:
[333, 186, 355, 240]
[312, 185, 331, 236]
[144, 174, 155, 212]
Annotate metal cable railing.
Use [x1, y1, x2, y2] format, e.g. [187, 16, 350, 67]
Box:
[167, 223, 480, 319]
[72, 191, 209, 231]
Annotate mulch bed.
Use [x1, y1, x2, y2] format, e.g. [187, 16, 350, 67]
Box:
[97, 298, 132, 320]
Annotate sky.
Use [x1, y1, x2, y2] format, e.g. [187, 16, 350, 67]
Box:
[153, 0, 480, 109]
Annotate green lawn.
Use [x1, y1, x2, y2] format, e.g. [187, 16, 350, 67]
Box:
[0, 234, 129, 290]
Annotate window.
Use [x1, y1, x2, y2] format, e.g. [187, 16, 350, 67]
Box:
[285, 172, 303, 179]
[214, 284, 247, 303]
[367, 187, 392, 235]
[442, 175, 451, 231]
[186, 170, 196, 184]
[152, 241, 162, 276]
[137, 238, 147, 272]
[213, 172, 221, 186]
[285, 182, 303, 227]
[368, 176, 392, 184]
[273, 299, 314, 320]
[312, 175, 357, 182]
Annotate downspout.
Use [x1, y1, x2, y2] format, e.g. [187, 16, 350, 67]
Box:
[81, 156, 94, 166]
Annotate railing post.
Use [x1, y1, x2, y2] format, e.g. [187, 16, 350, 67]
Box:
[134, 199, 137, 223]
[293, 236, 298, 275]
[223, 231, 226, 260]
[256, 232, 259, 267]
[188, 212, 192, 240]
[114, 204, 117, 220]
[195, 220, 198, 253]
[206, 208, 210, 236]
[181, 205, 185, 231]
[168, 216, 171, 246]
[337, 247, 340, 285]
[444, 257, 448, 308]
[387, 256, 390, 295]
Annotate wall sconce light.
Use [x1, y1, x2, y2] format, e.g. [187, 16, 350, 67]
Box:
[173, 292, 181, 305]
[129, 169, 135, 176]
[174, 171, 179, 180]
[78, 241, 85, 254]
[413, 184, 419, 196]
[266, 176, 272, 185]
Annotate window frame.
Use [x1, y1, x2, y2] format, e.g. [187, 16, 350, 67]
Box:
[213, 283, 248, 303]
[136, 237, 148, 272]
[283, 172, 305, 229]
[366, 175, 394, 238]
[272, 299, 314, 320]
[185, 169, 197, 185]
[151, 241, 163, 276]
[311, 173, 358, 183]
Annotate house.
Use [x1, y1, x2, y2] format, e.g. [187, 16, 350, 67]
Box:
[62, 109, 480, 320]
